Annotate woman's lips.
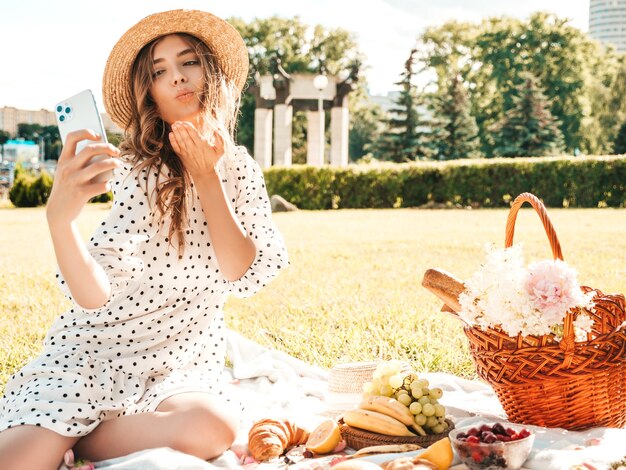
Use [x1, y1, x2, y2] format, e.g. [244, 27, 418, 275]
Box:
[176, 91, 195, 101]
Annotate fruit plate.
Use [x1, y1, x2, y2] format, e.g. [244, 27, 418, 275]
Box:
[339, 419, 455, 450]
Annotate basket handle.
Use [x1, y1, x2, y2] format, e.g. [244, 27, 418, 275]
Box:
[505, 193, 575, 366]
[505, 193, 564, 261]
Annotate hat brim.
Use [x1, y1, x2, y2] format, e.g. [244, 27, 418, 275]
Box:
[102, 9, 249, 130]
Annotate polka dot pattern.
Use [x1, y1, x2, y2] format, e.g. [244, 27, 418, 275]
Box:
[0, 147, 288, 436]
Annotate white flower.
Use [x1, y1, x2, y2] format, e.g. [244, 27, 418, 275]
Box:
[459, 244, 594, 340]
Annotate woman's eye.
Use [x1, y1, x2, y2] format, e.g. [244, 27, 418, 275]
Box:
[184, 60, 199, 66]
[152, 69, 165, 78]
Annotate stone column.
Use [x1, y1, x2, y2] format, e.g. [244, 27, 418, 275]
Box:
[254, 108, 273, 168]
[306, 110, 324, 166]
[330, 106, 349, 166]
[273, 104, 292, 166]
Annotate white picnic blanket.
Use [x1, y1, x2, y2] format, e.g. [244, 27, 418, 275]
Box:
[60, 330, 626, 469]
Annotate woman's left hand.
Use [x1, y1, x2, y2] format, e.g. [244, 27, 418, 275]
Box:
[169, 120, 224, 178]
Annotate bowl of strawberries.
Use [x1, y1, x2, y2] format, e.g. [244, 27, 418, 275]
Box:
[449, 422, 534, 469]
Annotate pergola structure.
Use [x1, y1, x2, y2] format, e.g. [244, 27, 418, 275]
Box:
[248, 61, 358, 168]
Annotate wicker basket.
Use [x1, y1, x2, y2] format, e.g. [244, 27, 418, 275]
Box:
[339, 419, 454, 450]
[461, 193, 626, 431]
[329, 361, 411, 394]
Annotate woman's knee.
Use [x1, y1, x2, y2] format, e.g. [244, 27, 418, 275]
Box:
[0, 425, 79, 470]
[170, 400, 240, 459]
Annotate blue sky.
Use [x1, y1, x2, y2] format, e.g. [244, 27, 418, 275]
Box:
[0, 0, 589, 112]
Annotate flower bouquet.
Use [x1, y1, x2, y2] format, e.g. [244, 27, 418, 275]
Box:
[422, 193, 626, 431]
[458, 243, 595, 342]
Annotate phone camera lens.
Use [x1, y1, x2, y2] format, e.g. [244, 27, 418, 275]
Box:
[65, 107, 72, 114]
[59, 115, 65, 122]
[56, 105, 63, 113]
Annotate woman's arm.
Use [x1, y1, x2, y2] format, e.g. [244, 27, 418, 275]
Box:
[190, 169, 256, 281]
[46, 129, 121, 309]
[169, 121, 255, 281]
[47, 220, 112, 309]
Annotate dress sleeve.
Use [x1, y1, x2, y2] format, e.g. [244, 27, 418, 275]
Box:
[55, 159, 158, 313]
[223, 147, 289, 298]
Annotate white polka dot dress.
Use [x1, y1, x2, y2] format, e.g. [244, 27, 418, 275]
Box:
[0, 147, 288, 437]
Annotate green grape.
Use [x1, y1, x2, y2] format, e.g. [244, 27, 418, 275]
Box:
[426, 415, 439, 428]
[379, 375, 390, 386]
[411, 388, 424, 399]
[431, 423, 445, 434]
[422, 403, 435, 417]
[434, 404, 446, 417]
[398, 394, 413, 407]
[415, 379, 429, 389]
[418, 396, 430, 406]
[363, 381, 374, 394]
[379, 384, 393, 397]
[429, 387, 443, 400]
[409, 402, 422, 415]
[421, 388, 430, 397]
[414, 414, 427, 426]
[429, 398, 439, 405]
[389, 374, 404, 389]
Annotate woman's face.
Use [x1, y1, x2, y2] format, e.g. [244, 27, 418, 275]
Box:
[149, 34, 204, 125]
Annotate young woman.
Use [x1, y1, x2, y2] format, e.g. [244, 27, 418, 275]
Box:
[0, 10, 287, 469]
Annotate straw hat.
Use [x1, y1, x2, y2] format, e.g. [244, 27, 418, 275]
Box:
[102, 9, 249, 130]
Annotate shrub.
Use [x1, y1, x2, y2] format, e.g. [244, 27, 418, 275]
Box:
[263, 156, 625, 209]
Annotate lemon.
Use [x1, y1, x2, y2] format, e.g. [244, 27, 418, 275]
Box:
[305, 419, 342, 454]
[418, 437, 453, 470]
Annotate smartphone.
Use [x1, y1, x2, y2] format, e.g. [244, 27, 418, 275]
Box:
[55, 89, 114, 184]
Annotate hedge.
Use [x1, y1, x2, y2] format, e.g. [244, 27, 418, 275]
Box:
[263, 156, 626, 209]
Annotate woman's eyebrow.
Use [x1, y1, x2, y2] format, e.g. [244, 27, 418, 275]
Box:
[153, 48, 196, 65]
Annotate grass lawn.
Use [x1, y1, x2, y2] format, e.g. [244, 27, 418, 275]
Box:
[1, 203, 625, 393]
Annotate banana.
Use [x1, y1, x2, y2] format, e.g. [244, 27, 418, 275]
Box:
[343, 409, 417, 437]
[359, 396, 414, 427]
[412, 423, 427, 436]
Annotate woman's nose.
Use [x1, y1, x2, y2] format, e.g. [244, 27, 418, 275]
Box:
[172, 68, 187, 85]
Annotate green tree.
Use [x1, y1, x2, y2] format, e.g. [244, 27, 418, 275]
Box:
[613, 121, 626, 154]
[349, 94, 385, 161]
[490, 73, 564, 157]
[431, 73, 480, 160]
[421, 13, 615, 155]
[0, 130, 10, 144]
[17, 123, 42, 141]
[374, 49, 434, 162]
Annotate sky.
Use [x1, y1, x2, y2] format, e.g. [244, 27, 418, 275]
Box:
[0, 0, 590, 113]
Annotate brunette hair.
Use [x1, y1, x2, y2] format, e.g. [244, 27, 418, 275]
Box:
[120, 33, 241, 255]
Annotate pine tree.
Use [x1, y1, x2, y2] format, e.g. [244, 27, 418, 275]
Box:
[374, 49, 434, 162]
[431, 73, 480, 160]
[490, 72, 564, 157]
[613, 121, 626, 154]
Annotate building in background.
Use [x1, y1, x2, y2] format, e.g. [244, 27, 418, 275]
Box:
[0, 106, 120, 136]
[589, 0, 626, 53]
[0, 107, 56, 136]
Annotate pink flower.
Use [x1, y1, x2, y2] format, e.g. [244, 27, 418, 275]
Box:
[525, 260, 589, 324]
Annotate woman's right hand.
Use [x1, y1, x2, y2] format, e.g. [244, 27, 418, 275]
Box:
[46, 129, 122, 227]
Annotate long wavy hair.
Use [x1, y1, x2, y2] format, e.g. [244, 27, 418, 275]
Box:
[120, 33, 241, 256]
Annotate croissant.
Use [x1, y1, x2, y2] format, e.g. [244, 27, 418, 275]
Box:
[247, 418, 310, 461]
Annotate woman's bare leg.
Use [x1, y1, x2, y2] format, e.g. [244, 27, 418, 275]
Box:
[74, 392, 240, 461]
[0, 425, 79, 470]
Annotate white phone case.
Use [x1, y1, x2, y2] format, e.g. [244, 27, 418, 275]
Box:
[55, 89, 114, 184]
